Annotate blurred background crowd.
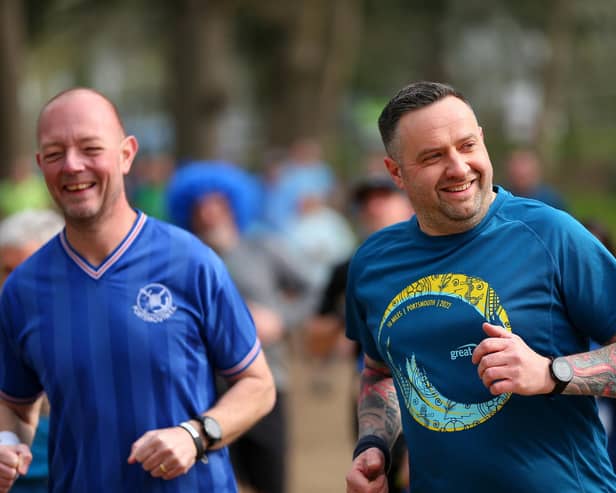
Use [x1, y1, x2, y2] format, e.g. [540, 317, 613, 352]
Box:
[2, 1, 616, 492]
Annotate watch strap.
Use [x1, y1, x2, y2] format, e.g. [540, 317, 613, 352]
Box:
[178, 421, 206, 461]
[352, 435, 392, 473]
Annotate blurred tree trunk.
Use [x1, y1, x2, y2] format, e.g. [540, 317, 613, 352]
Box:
[269, 0, 361, 150]
[0, 0, 25, 179]
[270, 0, 328, 146]
[316, 0, 362, 155]
[168, 0, 236, 162]
[533, 0, 572, 175]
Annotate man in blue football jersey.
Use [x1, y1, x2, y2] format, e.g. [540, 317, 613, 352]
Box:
[0, 88, 275, 492]
[344, 81, 616, 493]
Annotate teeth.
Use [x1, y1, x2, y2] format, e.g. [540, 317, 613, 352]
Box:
[66, 183, 91, 191]
[448, 183, 471, 192]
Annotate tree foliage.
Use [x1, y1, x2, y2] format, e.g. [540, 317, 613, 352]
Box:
[2, 0, 616, 189]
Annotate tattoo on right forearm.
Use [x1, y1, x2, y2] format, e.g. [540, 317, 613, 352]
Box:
[357, 367, 402, 447]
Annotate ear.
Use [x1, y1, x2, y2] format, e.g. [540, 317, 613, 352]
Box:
[120, 136, 139, 175]
[384, 156, 405, 190]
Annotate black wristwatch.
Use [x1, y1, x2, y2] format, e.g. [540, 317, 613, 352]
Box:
[194, 415, 222, 449]
[548, 356, 574, 395]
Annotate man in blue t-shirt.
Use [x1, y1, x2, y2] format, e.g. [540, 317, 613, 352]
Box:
[0, 88, 275, 493]
[345, 81, 616, 493]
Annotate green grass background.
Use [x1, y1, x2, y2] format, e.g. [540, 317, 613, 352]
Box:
[568, 192, 616, 241]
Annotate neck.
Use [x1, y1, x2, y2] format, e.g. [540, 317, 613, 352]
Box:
[64, 203, 138, 266]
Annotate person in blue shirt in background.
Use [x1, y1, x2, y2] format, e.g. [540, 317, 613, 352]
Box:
[504, 148, 568, 211]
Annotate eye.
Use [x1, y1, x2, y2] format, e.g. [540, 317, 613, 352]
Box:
[460, 141, 476, 152]
[84, 146, 103, 155]
[422, 152, 442, 165]
[43, 152, 62, 163]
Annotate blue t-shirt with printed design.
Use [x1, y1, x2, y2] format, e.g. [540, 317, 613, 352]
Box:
[346, 187, 616, 493]
[0, 212, 258, 493]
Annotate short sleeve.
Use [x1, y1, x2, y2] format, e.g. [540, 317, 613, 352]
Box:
[0, 281, 43, 403]
[198, 252, 261, 377]
[345, 253, 383, 363]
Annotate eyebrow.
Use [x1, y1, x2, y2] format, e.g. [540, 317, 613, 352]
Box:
[415, 132, 477, 161]
[41, 136, 103, 149]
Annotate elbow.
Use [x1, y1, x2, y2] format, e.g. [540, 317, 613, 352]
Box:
[263, 373, 277, 416]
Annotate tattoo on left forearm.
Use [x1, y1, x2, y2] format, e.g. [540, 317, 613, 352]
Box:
[565, 344, 616, 397]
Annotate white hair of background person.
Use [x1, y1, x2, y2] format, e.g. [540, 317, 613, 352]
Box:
[0, 209, 64, 248]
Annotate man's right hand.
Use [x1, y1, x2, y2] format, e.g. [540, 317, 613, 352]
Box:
[346, 447, 388, 493]
[0, 444, 32, 493]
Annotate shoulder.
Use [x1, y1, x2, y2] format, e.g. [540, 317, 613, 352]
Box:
[143, 217, 228, 271]
[2, 233, 62, 284]
[495, 191, 593, 251]
[145, 217, 214, 254]
[497, 192, 579, 232]
[350, 220, 411, 270]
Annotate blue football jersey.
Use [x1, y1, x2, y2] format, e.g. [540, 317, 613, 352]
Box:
[346, 187, 616, 493]
[0, 211, 260, 492]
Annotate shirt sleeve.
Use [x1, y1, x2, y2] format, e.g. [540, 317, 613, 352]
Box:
[198, 251, 261, 377]
[0, 282, 44, 403]
[345, 253, 384, 363]
[553, 212, 616, 345]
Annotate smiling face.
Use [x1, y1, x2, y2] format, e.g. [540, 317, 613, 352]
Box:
[36, 89, 138, 227]
[384, 96, 495, 236]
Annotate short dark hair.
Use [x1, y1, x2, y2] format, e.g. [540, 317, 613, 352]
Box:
[378, 81, 469, 159]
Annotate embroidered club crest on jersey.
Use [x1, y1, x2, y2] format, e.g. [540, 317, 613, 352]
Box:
[133, 283, 177, 322]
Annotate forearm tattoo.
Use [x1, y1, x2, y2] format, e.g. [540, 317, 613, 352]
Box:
[357, 366, 402, 448]
[565, 343, 616, 397]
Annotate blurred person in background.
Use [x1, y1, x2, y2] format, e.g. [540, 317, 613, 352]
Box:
[167, 162, 317, 493]
[304, 173, 414, 493]
[127, 154, 173, 221]
[0, 209, 63, 493]
[0, 157, 53, 219]
[128, 154, 174, 221]
[262, 137, 335, 233]
[504, 148, 568, 211]
[0, 88, 275, 493]
[261, 138, 356, 293]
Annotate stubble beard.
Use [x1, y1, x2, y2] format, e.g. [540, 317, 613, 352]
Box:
[429, 185, 491, 234]
[57, 185, 122, 229]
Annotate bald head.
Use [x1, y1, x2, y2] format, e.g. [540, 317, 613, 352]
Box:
[37, 88, 126, 143]
[35, 86, 139, 226]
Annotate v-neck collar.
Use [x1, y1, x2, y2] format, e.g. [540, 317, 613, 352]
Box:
[60, 211, 148, 280]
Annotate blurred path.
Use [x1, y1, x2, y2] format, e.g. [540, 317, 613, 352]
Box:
[288, 354, 355, 493]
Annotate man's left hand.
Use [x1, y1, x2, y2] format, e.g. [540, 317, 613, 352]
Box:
[472, 322, 554, 396]
[127, 426, 198, 480]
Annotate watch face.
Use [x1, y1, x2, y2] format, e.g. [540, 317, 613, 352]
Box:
[204, 417, 222, 441]
[553, 358, 574, 382]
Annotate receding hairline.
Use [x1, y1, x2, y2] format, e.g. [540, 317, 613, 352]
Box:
[36, 87, 126, 141]
[387, 95, 475, 161]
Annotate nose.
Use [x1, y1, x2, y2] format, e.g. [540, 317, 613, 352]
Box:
[445, 150, 469, 177]
[62, 148, 86, 172]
